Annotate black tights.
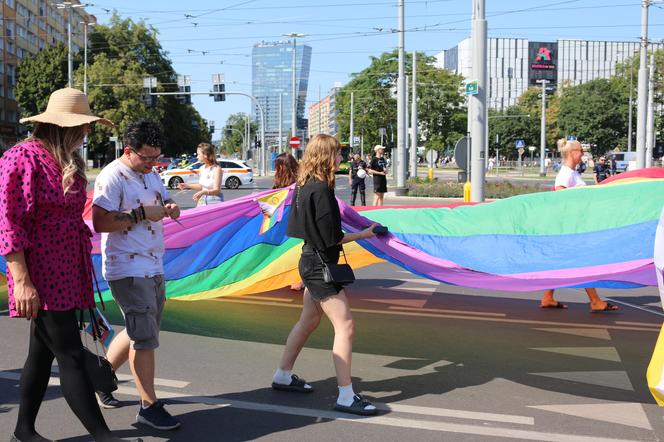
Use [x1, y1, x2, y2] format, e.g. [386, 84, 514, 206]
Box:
[13, 309, 117, 442]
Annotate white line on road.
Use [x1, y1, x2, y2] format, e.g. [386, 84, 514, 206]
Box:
[388, 306, 506, 317]
[395, 278, 441, 286]
[0, 372, 646, 441]
[604, 297, 664, 318]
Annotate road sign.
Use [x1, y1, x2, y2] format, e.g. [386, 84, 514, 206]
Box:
[453, 136, 469, 171]
[352, 136, 361, 146]
[289, 137, 301, 148]
[465, 80, 479, 96]
[518, 148, 525, 156]
[528, 146, 536, 152]
[515, 139, 525, 148]
[567, 135, 577, 141]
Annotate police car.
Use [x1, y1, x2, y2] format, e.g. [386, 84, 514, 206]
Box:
[159, 159, 253, 189]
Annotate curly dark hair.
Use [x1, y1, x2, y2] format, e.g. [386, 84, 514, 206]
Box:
[123, 119, 166, 151]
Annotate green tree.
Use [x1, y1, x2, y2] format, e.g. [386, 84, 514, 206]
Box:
[220, 113, 256, 156]
[335, 51, 466, 154]
[489, 107, 538, 160]
[15, 44, 71, 117]
[557, 78, 628, 157]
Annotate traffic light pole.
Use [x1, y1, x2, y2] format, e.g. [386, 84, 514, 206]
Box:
[148, 91, 267, 176]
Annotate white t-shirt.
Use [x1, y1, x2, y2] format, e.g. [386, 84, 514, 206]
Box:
[93, 159, 171, 281]
[554, 165, 586, 189]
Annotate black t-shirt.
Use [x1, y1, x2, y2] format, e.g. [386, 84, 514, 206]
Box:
[594, 163, 610, 182]
[350, 159, 367, 179]
[287, 180, 343, 255]
[370, 156, 387, 174]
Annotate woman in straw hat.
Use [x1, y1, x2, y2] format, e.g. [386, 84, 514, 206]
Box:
[0, 88, 141, 442]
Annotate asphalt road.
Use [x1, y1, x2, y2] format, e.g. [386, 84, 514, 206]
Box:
[1, 263, 664, 441]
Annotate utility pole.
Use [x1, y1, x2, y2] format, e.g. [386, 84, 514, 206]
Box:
[539, 79, 548, 176]
[396, 0, 407, 195]
[410, 52, 418, 179]
[636, 0, 649, 169]
[278, 94, 283, 153]
[469, 0, 487, 202]
[628, 62, 634, 152]
[646, 51, 655, 167]
[350, 91, 355, 152]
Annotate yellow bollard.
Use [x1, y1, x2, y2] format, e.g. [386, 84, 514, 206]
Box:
[463, 181, 471, 202]
[428, 167, 434, 182]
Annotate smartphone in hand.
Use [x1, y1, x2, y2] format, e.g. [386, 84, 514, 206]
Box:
[372, 225, 389, 235]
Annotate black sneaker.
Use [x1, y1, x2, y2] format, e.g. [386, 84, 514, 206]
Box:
[136, 400, 181, 430]
[96, 391, 121, 409]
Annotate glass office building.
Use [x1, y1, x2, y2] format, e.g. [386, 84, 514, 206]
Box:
[252, 40, 312, 146]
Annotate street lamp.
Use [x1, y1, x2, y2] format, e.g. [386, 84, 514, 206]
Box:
[55, 2, 84, 88]
[282, 33, 306, 149]
[81, 21, 95, 95]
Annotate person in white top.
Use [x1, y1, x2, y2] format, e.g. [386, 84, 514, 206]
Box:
[540, 139, 618, 313]
[177, 143, 223, 206]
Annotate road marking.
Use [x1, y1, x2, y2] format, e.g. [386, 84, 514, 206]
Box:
[393, 287, 437, 293]
[48, 368, 191, 389]
[388, 306, 506, 317]
[529, 347, 621, 362]
[604, 297, 664, 317]
[394, 278, 441, 286]
[615, 321, 660, 328]
[227, 295, 293, 303]
[3, 371, 643, 441]
[210, 298, 659, 332]
[377, 403, 534, 425]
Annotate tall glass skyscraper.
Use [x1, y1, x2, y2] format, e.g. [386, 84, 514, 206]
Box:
[252, 40, 312, 147]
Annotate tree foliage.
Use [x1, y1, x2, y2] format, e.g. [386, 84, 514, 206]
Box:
[15, 14, 209, 160]
[335, 51, 466, 153]
[220, 112, 256, 156]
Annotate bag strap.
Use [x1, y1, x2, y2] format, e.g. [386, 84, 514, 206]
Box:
[314, 246, 349, 265]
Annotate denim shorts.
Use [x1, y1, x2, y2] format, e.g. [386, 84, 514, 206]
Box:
[299, 245, 343, 301]
[108, 275, 166, 350]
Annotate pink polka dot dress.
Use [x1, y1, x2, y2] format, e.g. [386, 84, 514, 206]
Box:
[0, 140, 95, 317]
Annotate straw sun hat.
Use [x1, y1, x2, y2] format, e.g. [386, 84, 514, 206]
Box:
[19, 87, 113, 127]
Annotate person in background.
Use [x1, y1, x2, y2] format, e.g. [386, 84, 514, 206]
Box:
[0, 87, 141, 442]
[177, 143, 223, 205]
[93, 120, 182, 431]
[271, 134, 378, 416]
[540, 139, 619, 313]
[593, 156, 611, 184]
[348, 153, 367, 206]
[272, 152, 304, 291]
[367, 145, 388, 206]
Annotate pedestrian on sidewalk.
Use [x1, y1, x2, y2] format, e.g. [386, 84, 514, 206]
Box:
[177, 142, 223, 206]
[348, 153, 367, 206]
[272, 134, 379, 416]
[540, 139, 618, 313]
[0, 87, 141, 442]
[92, 120, 182, 430]
[272, 152, 304, 291]
[368, 145, 388, 206]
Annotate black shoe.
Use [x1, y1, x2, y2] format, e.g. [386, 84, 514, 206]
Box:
[97, 391, 121, 409]
[136, 400, 180, 430]
[272, 374, 314, 393]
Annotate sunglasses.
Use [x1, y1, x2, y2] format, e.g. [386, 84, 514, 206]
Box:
[129, 148, 162, 163]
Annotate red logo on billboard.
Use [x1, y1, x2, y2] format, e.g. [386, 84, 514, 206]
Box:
[535, 47, 552, 62]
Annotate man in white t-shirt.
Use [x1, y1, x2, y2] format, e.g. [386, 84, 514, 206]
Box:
[541, 139, 618, 313]
[92, 120, 182, 430]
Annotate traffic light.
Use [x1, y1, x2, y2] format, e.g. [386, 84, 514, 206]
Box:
[224, 126, 233, 138]
[176, 75, 191, 104]
[210, 73, 225, 102]
[142, 77, 157, 107]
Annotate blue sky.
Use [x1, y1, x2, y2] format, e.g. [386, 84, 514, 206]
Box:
[87, 1, 664, 132]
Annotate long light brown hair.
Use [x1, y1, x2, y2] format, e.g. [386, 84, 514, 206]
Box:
[30, 123, 87, 194]
[273, 153, 299, 188]
[296, 134, 339, 188]
[197, 142, 218, 166]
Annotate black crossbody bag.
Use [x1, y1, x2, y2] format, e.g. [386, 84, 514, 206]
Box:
[296, 185, 356, 286]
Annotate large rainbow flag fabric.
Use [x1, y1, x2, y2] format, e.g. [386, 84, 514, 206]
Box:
[1, 169, 664, 301]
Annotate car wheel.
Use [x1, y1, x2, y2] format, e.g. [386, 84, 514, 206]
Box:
[169, 176, 183, 189]
[225, 176, 241, 189]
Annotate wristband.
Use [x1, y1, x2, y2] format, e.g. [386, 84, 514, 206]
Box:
[139, 205, 146, 221]
[130, 209, 138, 224]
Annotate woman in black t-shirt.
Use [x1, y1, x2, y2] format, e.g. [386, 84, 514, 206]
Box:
[272, 134, 378, 416]
[368, 145, 388, 206]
